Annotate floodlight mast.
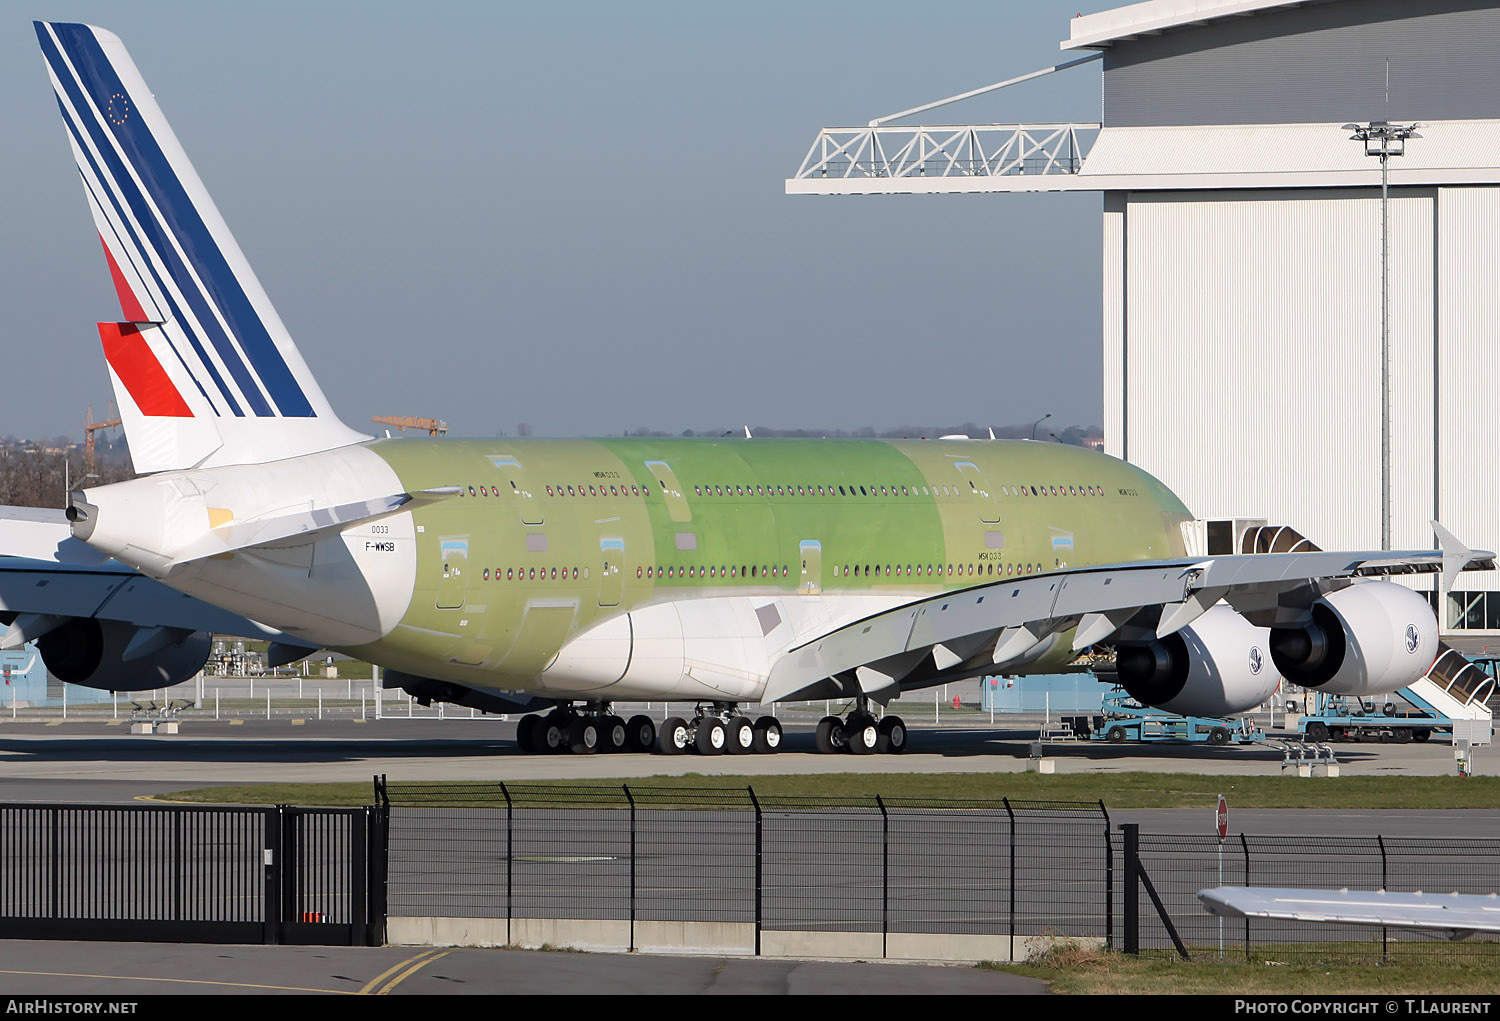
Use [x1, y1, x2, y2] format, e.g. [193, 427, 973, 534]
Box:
[1343, 120, 1419, 552]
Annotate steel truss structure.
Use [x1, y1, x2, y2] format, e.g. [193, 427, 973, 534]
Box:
[789, 123, 1099, 195]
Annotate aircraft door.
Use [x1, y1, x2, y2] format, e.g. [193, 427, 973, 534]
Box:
[644, 460, 692, 523]
[490, 456, 544, 525]
[437, 537, 469, 609]
[954, 461, 1003, 523]
[799, 539, 822, 595]
[599, 538, 625, 607]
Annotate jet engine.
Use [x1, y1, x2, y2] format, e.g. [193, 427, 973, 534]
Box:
[35, 619, 210, 692]
[1268, 582, 1437, 696]
[1114, 605, 1280, 717]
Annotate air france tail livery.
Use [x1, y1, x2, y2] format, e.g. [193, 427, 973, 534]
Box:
[17, 21, 1494, 755]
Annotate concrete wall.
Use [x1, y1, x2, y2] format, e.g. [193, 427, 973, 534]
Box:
[387, 916, 1104, 964]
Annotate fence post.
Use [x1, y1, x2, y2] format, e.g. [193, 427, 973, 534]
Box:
[173, 811, 183, 922]
[624, 784, 636, 953]
[876, 794, 889, 960]
[1100, 800, 1113, 950]
[369, 799, 390, 947]
[1378, 834, 1389, 961]
[748, 785, 762, 957]
[1003, 797, 1016, 962]
[352, 808, 369, 944]
[1240, 833, 1251, 960]
[1122, 822, 1139, 955]
[264, 807, 283, 946]
[49, 807, 60, 922]
[501, 782, 513, 947]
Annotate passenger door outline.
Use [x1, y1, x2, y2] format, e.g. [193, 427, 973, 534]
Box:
[799, 539, 822, 596]
[644, 460, 692, 523]
[437, 537, 469, 609]
[489, 456, 544, 525]
[954, 461, 1003, 523]
[599, 537, 625, 607]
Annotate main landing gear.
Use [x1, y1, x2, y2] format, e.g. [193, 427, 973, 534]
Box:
[657, 703, 783, 756]
[815, 699, 907, 755]
[515, 703, 657, 755]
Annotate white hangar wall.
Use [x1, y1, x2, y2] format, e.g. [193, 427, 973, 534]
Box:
[1104, 184, 1500, 613]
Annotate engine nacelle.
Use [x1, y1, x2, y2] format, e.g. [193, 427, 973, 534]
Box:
[1268, 582, 1437, 696]
[1115, 605, 1280, 716]
[36, 619, 210, 692]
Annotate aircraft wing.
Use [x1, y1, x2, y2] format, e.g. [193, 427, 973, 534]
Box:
[762, 533, 1495, 703]
[1199, 887, 1500, 941]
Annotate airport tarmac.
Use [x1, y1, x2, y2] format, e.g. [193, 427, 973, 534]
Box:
[0, 712, 1482, 787]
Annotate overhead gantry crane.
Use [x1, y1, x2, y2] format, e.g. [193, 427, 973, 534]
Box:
[84, 404, 121, 472]
[371, 416, 449, 436]
[786, 54, 1102, 196]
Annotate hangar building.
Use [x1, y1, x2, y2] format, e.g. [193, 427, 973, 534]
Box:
[790, 0, 1500, 633]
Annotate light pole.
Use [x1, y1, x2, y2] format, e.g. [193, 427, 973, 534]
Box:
[1030, 413, 1052, 441]
[1343, 120, 1418, 551]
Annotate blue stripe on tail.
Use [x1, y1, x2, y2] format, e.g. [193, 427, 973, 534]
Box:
[40, 22, 315, 418]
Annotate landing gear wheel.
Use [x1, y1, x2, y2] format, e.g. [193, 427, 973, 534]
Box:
[815, 716, 847, 754]
[1305, 721, 1329, 742]
[540, 713, 570, 753]
[1208, 727, 1230, 745]
[626, 715, 657, 753]
[877, 716, 907, 754]
[568, 717, 600, 755]
[658, 716, 689, 755]
[725, 716, 755, 754]
[752, 716, 782, 754]
[846, 712, 878, 755]
[696, 717, 727, 755]
[1106, 725, 1127, 744]
[516, 714, 539, 753]
[600, 715, 628, 753]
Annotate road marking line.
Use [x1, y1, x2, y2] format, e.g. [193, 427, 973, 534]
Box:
[357, 949, 441, 995]
[374, 950, 449, 996]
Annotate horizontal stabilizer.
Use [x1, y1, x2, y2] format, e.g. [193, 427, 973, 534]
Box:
[169, 487, 459, 567]
[1199, 886, 1500, 940]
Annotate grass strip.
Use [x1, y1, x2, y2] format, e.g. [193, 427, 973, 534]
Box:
[152, 771, 1500, 809]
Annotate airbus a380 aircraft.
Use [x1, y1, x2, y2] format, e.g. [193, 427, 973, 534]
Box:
[17, 21, 1495, 757]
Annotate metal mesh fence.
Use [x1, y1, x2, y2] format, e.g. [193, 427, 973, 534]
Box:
[1118, 829, 1500, 964]
[375, 781, 1500, 964]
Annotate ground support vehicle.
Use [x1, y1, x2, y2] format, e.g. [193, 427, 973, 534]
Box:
[1078, 690, 1263, 745]
[1296, 693, 1448, 744]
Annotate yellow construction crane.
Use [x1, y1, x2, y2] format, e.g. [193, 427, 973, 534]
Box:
[371, 415, 448, 437]
[84, 404, 122, 472]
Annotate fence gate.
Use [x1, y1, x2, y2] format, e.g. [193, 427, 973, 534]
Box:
[0, 803, 386, 946]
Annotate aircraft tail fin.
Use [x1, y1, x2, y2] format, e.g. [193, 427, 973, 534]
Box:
[36, 21, 368, 473]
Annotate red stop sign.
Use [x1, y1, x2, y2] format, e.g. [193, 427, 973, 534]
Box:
[1216, 795, 1228, 841]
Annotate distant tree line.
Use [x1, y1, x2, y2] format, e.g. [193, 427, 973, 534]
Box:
[0, 433, 133, 510]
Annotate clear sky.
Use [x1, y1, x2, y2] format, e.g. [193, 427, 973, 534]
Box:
[5, 1, 1108, 442]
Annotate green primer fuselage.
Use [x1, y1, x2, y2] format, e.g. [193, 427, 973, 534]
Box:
[353, 437, 1193, 695]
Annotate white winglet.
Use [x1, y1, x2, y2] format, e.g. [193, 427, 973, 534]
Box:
[1432, 520, 1475, 594]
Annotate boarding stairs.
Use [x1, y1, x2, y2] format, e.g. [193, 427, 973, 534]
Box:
[1412, 647, 1495, 746]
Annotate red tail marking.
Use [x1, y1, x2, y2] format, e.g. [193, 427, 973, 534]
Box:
[98, 235, 149, 324]
[98, 322, 193, 417]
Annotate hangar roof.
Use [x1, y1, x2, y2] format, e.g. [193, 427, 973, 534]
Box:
[1062, 0, 1334, 50]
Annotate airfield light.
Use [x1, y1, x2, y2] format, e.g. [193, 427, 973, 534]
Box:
[1343, 120, 1419, 552]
